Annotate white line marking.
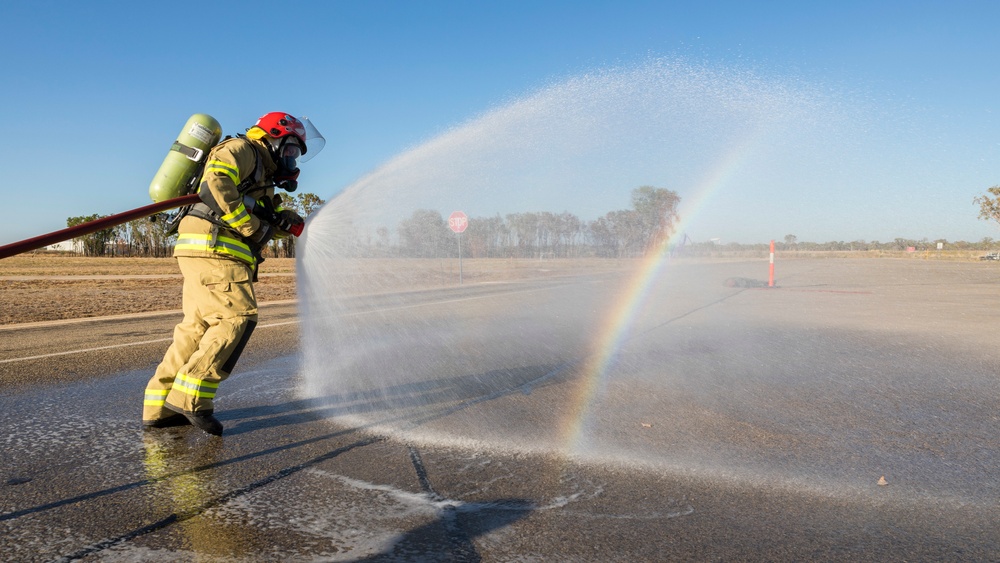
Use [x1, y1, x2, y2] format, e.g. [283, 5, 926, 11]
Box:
[0, 300, 299, 331]
[0, 319, 303, 364]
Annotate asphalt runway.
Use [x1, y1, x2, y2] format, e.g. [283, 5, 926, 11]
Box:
[1, 258, 999, 561]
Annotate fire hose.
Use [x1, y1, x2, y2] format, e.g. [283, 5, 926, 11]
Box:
[0, 193, 304, 260]
[0, 194, 201, 260]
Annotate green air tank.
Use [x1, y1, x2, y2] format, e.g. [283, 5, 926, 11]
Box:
[148, 114, 222, 203]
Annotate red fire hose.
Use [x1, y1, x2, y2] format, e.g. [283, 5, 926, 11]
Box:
[0, 193, 201, 260]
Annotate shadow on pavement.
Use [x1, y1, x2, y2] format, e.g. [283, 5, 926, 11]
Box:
[221, 362, 569, 436]
[352, 499, 535, 562]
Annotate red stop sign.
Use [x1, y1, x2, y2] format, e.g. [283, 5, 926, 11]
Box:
[448, 211, 468, 233]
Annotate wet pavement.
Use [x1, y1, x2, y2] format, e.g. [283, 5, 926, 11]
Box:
[2, 259, 1000, 561]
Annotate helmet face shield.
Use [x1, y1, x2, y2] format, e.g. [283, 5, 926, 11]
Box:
[299, 117, 325, 162]
[252, 112, 325, 161]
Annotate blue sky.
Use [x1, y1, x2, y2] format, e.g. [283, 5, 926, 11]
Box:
[1, 0, 998, 244]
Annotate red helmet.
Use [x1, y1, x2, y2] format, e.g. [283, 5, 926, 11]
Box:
[254, 112, 308, 154]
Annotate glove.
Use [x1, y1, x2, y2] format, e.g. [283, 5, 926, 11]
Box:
[248, 222, 275, 255]
[275, 209, 305, 237]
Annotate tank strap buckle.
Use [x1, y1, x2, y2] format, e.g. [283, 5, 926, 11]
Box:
[208, 225, 219, 248]
[170, 141, 205, 162]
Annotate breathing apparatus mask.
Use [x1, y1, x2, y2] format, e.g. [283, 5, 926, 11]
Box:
[268, 136, 303, 190]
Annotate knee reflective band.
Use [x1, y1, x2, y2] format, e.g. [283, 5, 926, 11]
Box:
[144, 388, 169, 407]
[174, 373, 220, 400]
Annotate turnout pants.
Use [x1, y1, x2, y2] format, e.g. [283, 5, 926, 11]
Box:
[143, 256, 258, 421]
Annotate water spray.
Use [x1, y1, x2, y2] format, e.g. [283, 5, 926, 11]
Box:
[296, 58, 856, 457]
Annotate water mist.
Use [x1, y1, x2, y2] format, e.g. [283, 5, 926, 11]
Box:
[296, 58, 864, 469]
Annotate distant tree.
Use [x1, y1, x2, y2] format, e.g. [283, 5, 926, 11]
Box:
[291, 192, 325, 217]
[374, 226, 391, 256]
[398, 209, 448, 257]
[784, 234, 797, 247]
[600, 209, 644, 257]
[507, 212, 541, 258]
[631, 186, 681, 253]
[974, 185, 1000, 226]
[556, 212, 583, 257]
[270, 192, 326, 258]
[67, 214, 119, 257]
[466, 214, 506, 258]
[586, 186, 681, 257]
[129, 214, 177, 257]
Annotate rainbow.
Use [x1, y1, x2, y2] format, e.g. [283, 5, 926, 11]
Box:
[560, 138, 761, 454]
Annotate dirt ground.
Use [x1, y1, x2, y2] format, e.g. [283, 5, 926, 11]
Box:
[0, 254, 627, 325]
[0, 255, 297, 325]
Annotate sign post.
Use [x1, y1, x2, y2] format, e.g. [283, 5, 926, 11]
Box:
[448, 211, 469, 285]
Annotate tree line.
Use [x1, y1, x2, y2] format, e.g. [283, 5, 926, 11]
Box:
[66, 182, 1000, 259]
[744, 187, 1000, 253]
[356, 186, 681, 259]
[62, 186, 684, 259]
[695, 237, 1000, 253]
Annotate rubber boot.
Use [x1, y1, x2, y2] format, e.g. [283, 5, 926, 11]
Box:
[142, 412, 191, 430]
[164, 403, 223, 436]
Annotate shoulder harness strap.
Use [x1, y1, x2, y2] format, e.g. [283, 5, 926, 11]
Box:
[175, 137, 266, 236]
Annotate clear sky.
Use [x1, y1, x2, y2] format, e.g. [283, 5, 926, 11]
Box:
[1, 0, 997, 245]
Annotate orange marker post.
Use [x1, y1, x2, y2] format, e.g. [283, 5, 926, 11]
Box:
[768, 240, 775, 287]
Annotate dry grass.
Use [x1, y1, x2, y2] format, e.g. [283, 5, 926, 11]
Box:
[0, 255, 297, 276]
[0, 254, 627, 325]
[0, 255, 297, 325]
[775, 249, 990, 261]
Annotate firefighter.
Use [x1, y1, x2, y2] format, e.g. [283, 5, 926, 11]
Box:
[142, 112, 312, 436]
